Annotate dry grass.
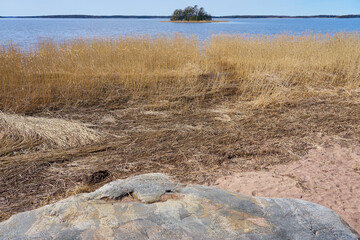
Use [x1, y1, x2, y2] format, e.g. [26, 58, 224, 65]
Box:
[1, 33, 359, 113]
[0, 112, 104, 156]
[206, 33, 360, 106]
[0, 34, 203, 112]
[1, 96, 359, 219]
[0, 33, 359, 222]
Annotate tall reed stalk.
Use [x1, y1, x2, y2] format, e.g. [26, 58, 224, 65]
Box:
[1, 33, 359, 112]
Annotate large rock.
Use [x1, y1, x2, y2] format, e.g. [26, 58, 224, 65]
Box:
[0, 173, 358, 240]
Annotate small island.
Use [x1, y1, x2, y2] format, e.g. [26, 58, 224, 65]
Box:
[162, 5, 227, 23]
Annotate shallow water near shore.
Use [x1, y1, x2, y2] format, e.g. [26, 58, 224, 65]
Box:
[1, 18, 360, 46]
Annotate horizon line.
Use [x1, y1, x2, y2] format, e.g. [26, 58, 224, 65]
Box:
[1, 14, 360, 19]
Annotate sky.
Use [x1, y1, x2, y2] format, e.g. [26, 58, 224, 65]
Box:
[0, 0, 359, 16]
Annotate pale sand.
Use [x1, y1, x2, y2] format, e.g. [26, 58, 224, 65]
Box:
[214, 141, 360, 233]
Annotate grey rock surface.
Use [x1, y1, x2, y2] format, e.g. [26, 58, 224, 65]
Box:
[0, 173, 358, 240]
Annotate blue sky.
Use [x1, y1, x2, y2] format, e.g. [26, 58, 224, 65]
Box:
[0, 0, 359, 16]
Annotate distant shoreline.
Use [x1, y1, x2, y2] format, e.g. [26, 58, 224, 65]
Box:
[161, 20, 228, 23]
[1, 14, 360, 19]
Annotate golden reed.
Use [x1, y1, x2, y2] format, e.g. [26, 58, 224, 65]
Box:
[1, 33, 359, 112]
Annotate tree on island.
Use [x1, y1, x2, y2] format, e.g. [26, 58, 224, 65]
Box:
[171, 5, 212, 21]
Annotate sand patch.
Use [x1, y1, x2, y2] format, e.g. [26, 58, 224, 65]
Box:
[214, 142, 360, 233]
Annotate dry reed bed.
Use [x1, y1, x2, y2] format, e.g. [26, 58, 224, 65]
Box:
[1, 33, 359, 113]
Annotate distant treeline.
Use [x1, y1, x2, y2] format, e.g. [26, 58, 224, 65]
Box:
[1, 14, 359, 19]
[4, 15, 171, 19]
[214, 15, 360, 18]
[337, 15, 360, 18]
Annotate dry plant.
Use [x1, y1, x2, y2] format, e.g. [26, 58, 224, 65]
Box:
[0, 34, 203, 112]
[0, 112, 103, 156]
[1, 33, 359, 112]
[206, 33, 360, 106]
[1, 33, 360, 223]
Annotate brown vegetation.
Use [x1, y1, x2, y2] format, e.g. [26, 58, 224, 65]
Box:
[0, 113, 104, 156]
[1, 33, 359, 113]
[0, 33, 359, 222]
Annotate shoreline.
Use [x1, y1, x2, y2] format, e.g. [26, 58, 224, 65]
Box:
[1, 14, 359, 19]
[160, 20, 228, 23]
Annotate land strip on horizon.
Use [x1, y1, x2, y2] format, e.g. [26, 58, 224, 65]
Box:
[1, 14, 360, 18]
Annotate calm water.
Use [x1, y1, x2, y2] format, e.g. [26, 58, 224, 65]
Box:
[1, 18, 360, 46]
